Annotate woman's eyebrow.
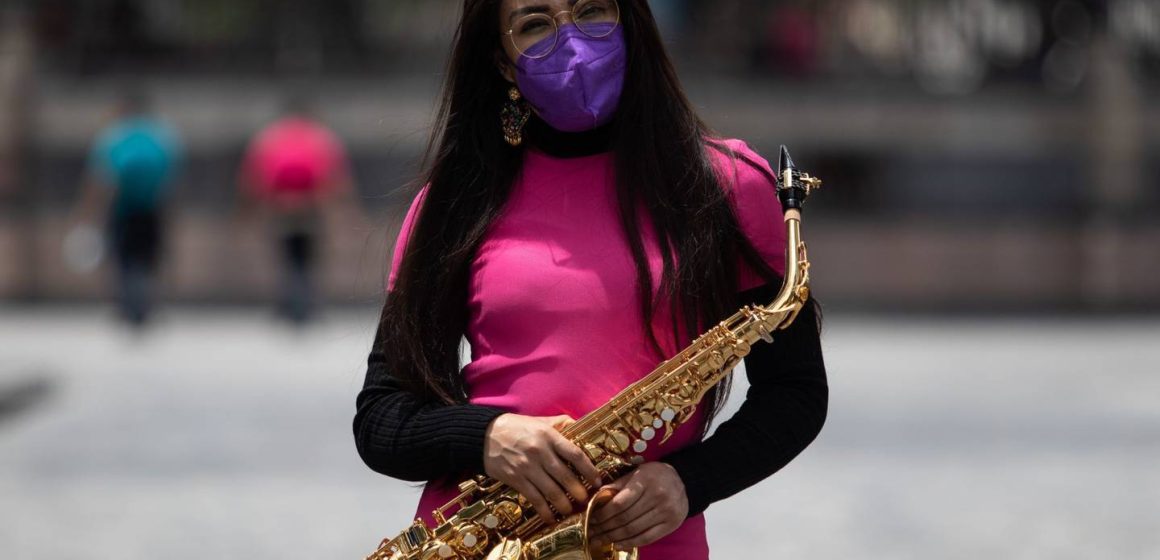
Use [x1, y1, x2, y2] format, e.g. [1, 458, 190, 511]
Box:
[508, 1, 580, 25]
[509, 5, 550, 24]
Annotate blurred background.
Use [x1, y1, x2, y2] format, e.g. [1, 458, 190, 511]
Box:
[1, 1, 1158, 559]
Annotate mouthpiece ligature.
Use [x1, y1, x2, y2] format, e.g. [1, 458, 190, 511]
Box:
[777, 145, 821, 211]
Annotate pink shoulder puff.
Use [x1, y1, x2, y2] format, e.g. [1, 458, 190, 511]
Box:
[386, 185, 430, 293]
[708, 139, 788, 287]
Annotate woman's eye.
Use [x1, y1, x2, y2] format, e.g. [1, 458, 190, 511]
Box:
[577, 7, 603, 19]
[577, 0, 615, 20]
[518, 20, 548, 35]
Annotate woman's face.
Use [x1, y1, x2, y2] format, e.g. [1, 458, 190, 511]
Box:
[496, 0, 580, 82]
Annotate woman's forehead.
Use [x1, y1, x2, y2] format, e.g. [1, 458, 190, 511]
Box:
[502, 0, 578, 17]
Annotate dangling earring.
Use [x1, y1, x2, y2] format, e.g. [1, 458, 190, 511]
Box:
[501, 87, 531, 147]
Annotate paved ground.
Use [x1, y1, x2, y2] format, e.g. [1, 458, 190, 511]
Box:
[1, 308, 1158, 559]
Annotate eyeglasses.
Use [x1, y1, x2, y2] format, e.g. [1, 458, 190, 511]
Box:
[506, 0, 621, 59]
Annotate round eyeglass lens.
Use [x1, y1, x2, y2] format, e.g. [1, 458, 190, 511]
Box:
[573, 0, 620, 38]
[511, 13, 558, 59]
[509, 0, 620, 59]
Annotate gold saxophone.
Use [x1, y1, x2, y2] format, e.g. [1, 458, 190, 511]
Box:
[366, 146, 821, 560]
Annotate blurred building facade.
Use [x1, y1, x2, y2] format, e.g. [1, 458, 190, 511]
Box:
[1, 0, 1157, 311]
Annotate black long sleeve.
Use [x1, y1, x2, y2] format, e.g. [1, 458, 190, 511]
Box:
[353, 324, 506, 481]
[659, 281, 829, 516]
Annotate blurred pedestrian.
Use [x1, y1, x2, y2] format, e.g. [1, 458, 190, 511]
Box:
[69, 87, 182, 327]
[238, 95, 360, 324]
[764, 4, 819, 78]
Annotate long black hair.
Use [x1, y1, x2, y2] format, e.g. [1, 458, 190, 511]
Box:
[379, 0, 781, 430]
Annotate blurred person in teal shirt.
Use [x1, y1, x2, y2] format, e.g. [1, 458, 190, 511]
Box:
[71, 88, 182, 327]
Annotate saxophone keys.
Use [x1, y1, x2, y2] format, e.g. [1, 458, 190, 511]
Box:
[630, 455, 645, 465]
[707, 351, 726, 369]
[640, 427, 656, 441]
[437, 543, 455, 558]
[756, 323, 774, 343]
[458, 524, 488, 552]
[603, 430, 630, 454]
[660, 408, 676, 422]
[403, 521, 430, 550]
[485, 539, 523, 560]
[488, 500, 523, 531]
[632, 439, 647, 453]
[652, 418, 664, 429]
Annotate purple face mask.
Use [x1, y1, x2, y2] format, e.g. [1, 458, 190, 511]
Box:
[516, 24, 626, 133]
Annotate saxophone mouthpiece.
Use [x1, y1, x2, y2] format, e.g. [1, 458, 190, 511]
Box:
[777, 145, 815, 212]
[779, 145, 796, 174]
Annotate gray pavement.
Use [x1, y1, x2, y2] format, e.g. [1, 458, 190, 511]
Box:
[1, 308, 1158, 559]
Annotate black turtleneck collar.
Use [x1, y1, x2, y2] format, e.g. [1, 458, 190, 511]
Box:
[525, 114, 614, 158]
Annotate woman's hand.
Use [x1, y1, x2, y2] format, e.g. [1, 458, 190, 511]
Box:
[588, 462, 689, 549]
[483, 413, 603, 523]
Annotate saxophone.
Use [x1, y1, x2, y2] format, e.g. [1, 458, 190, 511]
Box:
[366, 146, 821, 560]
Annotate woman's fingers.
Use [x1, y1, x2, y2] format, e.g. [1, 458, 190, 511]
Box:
[588, 463, 689, 549]
[527, 466, 574, 520]
[484, 414, 610, 523]
[544, 414, 576, 430]
[541, 447, 590, 504]
[506, 476, 554, 525]
[589, 490, 652, 537]
[589, 479, 643, 526]
[591, 507, 664, 548]
[616, 520, 674, 549]
[549, 433, 603, 489]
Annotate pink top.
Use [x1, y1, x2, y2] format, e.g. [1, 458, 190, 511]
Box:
[388, 139, 785, 560]
[241, 117, 350, 209]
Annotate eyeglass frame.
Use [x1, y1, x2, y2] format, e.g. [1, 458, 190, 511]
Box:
[504, 0, 622, 60]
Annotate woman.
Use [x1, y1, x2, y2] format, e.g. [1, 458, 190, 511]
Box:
[354, 1, 828, 558]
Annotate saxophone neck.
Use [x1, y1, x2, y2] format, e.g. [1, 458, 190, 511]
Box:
[769, 145, 817, 314]
[769, 212, 806, 314]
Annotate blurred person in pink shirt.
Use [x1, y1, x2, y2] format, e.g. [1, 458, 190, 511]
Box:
[238, 95, 361, 324]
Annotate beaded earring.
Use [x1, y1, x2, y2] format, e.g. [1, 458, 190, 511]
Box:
[501, 87, 531, 146]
